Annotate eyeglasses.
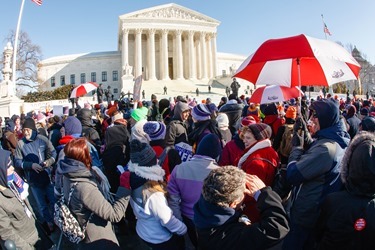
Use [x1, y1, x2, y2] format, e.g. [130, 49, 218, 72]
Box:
[312, 112, 318, 118]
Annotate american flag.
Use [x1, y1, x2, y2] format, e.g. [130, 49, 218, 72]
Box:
[323, 23, 332, 36]
[31, 0, 42, 6]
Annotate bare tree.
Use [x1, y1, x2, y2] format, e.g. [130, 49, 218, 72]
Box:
[2, 30, 42, 95]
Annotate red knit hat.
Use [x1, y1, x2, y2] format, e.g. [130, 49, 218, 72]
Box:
[241, 116, 257, 127]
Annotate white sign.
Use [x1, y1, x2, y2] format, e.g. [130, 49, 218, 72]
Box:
[53, 105, 63, 116]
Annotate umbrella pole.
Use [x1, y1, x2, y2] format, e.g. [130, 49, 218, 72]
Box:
[297, 58, 302, 115]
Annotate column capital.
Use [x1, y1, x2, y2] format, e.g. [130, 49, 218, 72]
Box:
[121, 24, 129, 33]
[175, 29, 183, 36]
[135, 28, 143, 35]
[161, 29, 169, 35]
[148, 28, 156, 35]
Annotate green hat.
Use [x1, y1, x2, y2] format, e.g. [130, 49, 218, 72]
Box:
[131, 108, 147, 122]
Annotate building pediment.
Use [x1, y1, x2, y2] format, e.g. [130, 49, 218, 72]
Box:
[119, 3, 220, 25]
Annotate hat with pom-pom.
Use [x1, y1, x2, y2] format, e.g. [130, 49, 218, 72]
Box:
[143, 121, 166, 141]
[285, 106, 297, 119]
[192, 103, 211, 121]
[130, 139, 157, 166]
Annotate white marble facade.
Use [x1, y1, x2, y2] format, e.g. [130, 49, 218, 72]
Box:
[37, 3, 246, 98]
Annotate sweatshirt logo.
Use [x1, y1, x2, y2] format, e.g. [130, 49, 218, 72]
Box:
[354, 218, 366, 231]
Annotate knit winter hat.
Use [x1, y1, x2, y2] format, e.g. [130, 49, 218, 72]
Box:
[84, 103, 91, 109]
[63, 116, 82, 135]
[22, 118, 36, 131]
[36, 112, 46, 123]
[347, 105, 357, 118]
[360, 116, 375, 132]
[360, 107, 369, 116]
[192, 103, 211, 121]
[107, 106, 118, 117]
[248, 123, 272, 141]
[285, 106, 297, 119]
[131, 108, 147, 122]
[130, 139, 157, 166]
[196, 134, 222, 160]
[241, 116, 257, 127]
[11, 114, 20, 123]
[112, 111, 123, 122]
[216, 113, 229, 129]
[143, 121, 166, 141]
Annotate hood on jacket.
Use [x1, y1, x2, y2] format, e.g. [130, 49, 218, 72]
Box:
[105, 125, 129, 149]
[340, 131, 375, 198]
[59, 157, 90, 177]
[172, 101, 190, 121]
[193, 194, 237, 229]
[76, 108, 95, 127]
[311, 98, 340, 130]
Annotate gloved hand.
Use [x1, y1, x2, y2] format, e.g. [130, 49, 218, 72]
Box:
[119, 171, 131, 189]
[292, 130, 304, 147]
[293, 117, 308, 133]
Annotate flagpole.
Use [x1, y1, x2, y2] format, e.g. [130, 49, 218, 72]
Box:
[321, 14, 327, 40]
[321, 14, 334, 95]
[11, 0, 26, 96]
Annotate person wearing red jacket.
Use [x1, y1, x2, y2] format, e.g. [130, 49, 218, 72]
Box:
[237, 123, 279, 223]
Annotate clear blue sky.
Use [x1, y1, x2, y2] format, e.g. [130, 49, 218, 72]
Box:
[1, 0, 374, 64]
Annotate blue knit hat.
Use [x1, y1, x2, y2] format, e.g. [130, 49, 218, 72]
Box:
[196, 134, 222, 160]
[63, 116, 82, 135]
[192, 103, 211, 121]
[143, 121, 166, 141]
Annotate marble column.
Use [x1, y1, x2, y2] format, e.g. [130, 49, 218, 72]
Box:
[206, 33, 212, 78]
[175, 30, 183, 80]
[161, 29, 170, 80]
[147, 29, 157, 80]
[211, 33, 218, 78]
[200, 31, 207, 79]
[135, 28, 143, 78]
[121, 27, 129, 72]
[188, 31, 196, 80]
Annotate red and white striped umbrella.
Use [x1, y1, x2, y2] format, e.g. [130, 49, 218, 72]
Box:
[234, 34, 361, 87]
[69, 82, 99, 98]
[249, 85, 303, 104]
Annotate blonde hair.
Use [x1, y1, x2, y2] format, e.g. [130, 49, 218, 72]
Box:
[143, 180, 168, 200]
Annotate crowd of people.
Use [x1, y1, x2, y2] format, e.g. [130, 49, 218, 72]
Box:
[0, 86, 375, 250]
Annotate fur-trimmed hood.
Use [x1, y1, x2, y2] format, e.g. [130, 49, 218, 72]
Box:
[340, 131, 375, 197]
[127, 161, 165, 182]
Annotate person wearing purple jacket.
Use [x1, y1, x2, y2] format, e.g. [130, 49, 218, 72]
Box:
[167, 133, 222, 248]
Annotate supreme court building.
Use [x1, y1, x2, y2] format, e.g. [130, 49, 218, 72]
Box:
[38, 3, 246, 99]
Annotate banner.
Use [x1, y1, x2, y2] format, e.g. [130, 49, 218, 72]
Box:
[133, 75, 142, 101]
[174, 142, 193, 162]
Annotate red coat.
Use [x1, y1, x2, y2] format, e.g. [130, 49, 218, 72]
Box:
[218, 137, 245, 167]
[263, 115, 285, 139]
[239, 141, 279, 222]
[151, 145, 171, 181]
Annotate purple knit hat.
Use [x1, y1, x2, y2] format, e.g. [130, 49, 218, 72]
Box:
[143, 121, 166, 141]
[192, 103, 211, 121]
